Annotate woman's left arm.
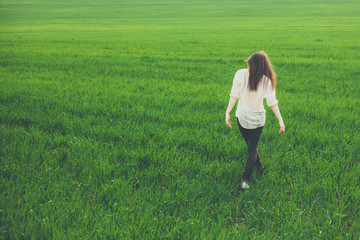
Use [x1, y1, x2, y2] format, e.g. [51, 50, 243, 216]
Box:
[225, 97, 238, 128]
[226, 70, 242, 128]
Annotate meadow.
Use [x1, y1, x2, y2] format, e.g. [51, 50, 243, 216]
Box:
[1, 0, 360, 239]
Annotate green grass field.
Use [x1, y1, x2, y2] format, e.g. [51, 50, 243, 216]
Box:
[1, 0, 360, 238]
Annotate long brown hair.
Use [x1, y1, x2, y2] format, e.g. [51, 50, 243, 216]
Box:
[246, 51, 276, 91]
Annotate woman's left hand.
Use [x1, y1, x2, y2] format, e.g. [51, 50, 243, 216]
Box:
[225, 113, 232, 128]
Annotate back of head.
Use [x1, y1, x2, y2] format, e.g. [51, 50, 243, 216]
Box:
[246, 51, 276, 91]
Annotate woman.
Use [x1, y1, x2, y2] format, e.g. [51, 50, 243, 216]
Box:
[225, 51, 285, 189]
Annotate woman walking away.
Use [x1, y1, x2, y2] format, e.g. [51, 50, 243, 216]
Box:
[225, 51, 285, 189]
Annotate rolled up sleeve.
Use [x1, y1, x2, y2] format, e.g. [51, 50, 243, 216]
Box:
[230, 71, 241, 99]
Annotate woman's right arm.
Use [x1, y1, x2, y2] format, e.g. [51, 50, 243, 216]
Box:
[270, 104, 285, 134]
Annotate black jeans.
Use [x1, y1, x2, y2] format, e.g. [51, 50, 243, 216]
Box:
[236, 118, 264, 181]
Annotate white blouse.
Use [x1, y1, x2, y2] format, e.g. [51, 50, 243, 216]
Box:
[230, 69, 278, 129]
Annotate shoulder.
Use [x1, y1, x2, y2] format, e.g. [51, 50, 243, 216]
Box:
[234, 68, 248, 79]
[263, 76, 272, 87]
[262, 76, 275, 93]
[236, 68, 249, 75]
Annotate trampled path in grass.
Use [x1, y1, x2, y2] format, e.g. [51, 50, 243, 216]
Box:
[1, 0, 360, 238]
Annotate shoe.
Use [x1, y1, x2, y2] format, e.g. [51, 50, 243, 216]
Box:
[241, 181, 249, 189]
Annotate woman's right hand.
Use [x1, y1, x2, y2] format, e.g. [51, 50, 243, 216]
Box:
[270, 104, 285, 134]
[279, 122, 285, 134]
